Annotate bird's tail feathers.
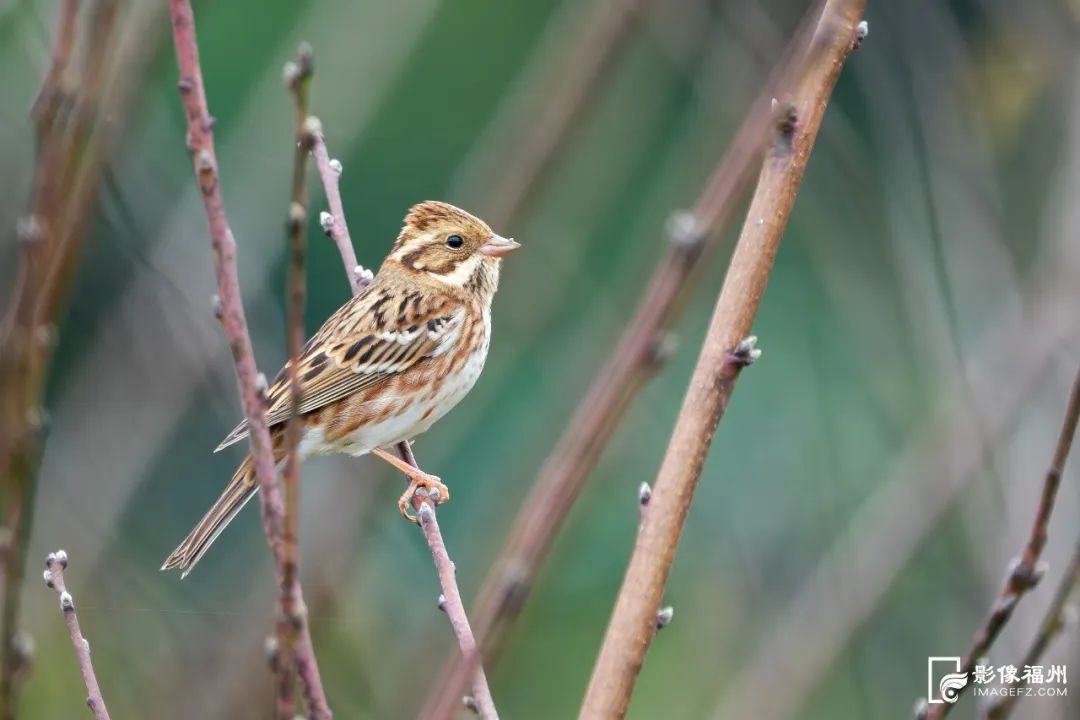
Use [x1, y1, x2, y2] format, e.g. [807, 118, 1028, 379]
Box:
[161, 455, 259, 578]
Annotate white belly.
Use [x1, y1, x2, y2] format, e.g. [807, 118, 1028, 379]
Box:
[299, 311, 490, 457]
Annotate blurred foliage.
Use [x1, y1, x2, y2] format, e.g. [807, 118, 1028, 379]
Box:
[1, 0, 1079, 718]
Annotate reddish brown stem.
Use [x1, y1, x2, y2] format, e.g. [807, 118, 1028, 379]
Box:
[276, 45, 315, 719]
[984, 537, 1080, 719]
[395, 443, 499, 719]
[43, 551, 110, 720]
[165, 3, 330, 717]
[578, 2, 865, 716]
[426, 3, 827, 712]
[1, 0, 116, 714]
[311, 131, 367, 295]
[307, 87, 491, 717]
[925, 363, 1080, 717]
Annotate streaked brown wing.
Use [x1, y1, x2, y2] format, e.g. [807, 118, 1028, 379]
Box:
[215, 288, 462, 451]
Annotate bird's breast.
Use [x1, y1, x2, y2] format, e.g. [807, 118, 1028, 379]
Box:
[307, 308, 491, 457]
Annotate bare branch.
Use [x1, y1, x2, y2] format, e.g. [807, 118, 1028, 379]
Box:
[165, 4, 330, 717]
[277, 43, 315, 720]
[711, 289, 1079, 720]
[43, 551, 109, 720]
[925, 363, 1080, 716]
[578, 2, 865, 716]
[29, 0, 80, 137]
[985, 538, 1080, 719]
[167, 0, 281, 567]
[397, 442, 499, 719]
[311, 130, 367, 295]
[426, 3, 831, 710]
[1, 0, 120, 713]
[301, 61, 493, 718]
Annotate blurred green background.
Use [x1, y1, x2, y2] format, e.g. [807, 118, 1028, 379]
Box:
[2, 0, 1079, 718]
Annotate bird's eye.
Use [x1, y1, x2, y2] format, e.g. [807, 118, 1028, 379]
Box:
[446, 234, 464, 249]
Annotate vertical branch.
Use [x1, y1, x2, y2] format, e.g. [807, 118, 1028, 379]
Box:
[425, 3, 829, 714]
[923, 363, 1080, 717]
[396, 443, 499, 720]
[42, 551, 110, 720]
[578, 2, 865, 717]
[277, 45, 314, 719]
[1, 0, 120, 714]
[165, 3, 330, 717]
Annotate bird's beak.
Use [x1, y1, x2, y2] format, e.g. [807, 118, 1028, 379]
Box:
[478, 234, 521, 258]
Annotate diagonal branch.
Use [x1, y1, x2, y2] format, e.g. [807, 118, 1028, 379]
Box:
[984, 536, 1080, 719]
[579, 2, 866, 716]
[302, 56, 491, 718]
[165, 3, 330, 717]
[311, 131, 366, 295]
[425, 4, 831, 712]
[923, 363, 1080, 717]
[711, 290, 1078, 720]
[396, 442, 499, 719]
[43, 551, 110, 720]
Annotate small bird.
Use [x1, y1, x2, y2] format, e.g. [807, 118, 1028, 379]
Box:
[162, 201, 519, 576]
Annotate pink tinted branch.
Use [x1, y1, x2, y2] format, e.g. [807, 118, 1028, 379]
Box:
[306, 90, 489, 718]
[417, 501, 498, 718]
[311, 132, 366, 295]
[924, 363, 1080, 717]
[165, 3, 330, 717]
[167, 0, 281, 565]
[43, 551, 109, 720]
[397, 442, 498, 719]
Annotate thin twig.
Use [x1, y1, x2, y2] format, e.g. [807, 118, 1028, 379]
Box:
[277, 43, 315, 719]
[426, 5, 828, 711]
[307, 85, 489, 718]
[985, 537, 1080, 719]
[396, 443, 498, 719]
[924, 363, 1080, 717]
[311, 131, 366, 295]
[167, 0, 281, 565]
[711, 295, 1078, 720]
[165, 3, 330, 717]
[578, 2, 865, 716]
[42, 551, 109, 720]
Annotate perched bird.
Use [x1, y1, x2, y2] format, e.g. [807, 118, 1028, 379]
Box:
[162, 200, 519, 576]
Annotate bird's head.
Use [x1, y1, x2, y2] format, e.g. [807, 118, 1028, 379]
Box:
[386, 201, 519, 297]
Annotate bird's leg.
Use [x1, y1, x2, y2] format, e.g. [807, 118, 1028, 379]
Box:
[370, 446, 450, 523]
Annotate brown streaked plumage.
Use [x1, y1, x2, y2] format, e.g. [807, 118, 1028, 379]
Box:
[162, 201, 519, 577]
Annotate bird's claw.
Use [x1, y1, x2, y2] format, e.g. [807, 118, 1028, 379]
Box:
[398, 473, 450, 523]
